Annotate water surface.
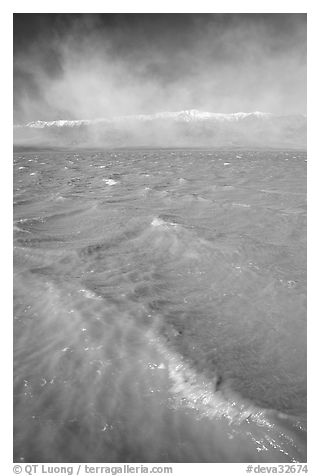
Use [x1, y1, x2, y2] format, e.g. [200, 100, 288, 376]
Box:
[13, 148, 307, 462]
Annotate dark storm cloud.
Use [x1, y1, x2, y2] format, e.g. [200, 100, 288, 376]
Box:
[13, 13, 307, 123]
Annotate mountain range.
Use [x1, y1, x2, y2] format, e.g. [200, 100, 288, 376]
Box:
[14, 110, 307, 149]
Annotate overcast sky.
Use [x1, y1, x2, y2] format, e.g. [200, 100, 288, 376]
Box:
[13, 13, 307, 123]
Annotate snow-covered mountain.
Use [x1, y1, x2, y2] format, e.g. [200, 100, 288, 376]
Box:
[22, 110, 274, 128]
[14, 110, 306, 148]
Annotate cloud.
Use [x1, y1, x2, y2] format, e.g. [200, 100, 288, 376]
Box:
[13, 14, 307, 123]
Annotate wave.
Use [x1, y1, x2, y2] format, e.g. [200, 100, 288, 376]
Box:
[145, 323, 306, 462]
[13, 213, 306, 462]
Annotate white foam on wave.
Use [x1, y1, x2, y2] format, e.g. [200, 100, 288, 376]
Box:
[167, 354, 258, 424]
[148, 330, 305, 461]
[151, 217, 177, 228]
[142, 319, 255, 424]
[145, 318, 300, 429]
[103, 179, 117, 186]
[151, 217, 165, 227]
[78, 288, 102, 300]
[148, 216, 216, 261]
[232, 202, 251, 208]
[13, 224, 30, 234]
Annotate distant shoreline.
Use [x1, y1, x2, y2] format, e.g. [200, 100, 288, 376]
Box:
[13, 145, 308, 153]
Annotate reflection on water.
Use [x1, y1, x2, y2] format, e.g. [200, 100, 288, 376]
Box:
[13, 149, 307, 462]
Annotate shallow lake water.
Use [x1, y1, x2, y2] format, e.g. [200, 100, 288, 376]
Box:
[13, 148, 307, 462]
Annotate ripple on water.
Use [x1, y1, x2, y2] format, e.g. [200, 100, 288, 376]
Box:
[13, 148, 307, 462]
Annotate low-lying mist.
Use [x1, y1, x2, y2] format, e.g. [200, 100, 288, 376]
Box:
[14, 112, 307, 149]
